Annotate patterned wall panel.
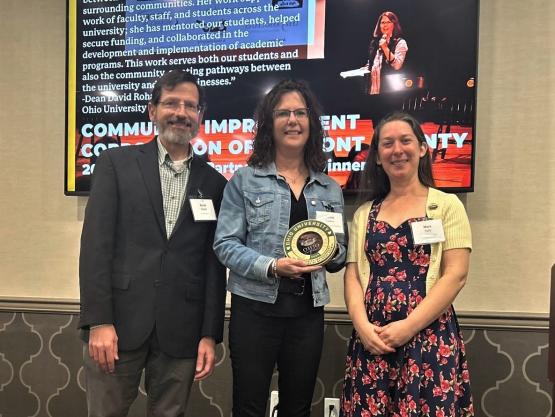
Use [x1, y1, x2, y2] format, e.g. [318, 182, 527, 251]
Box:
[0, 311, 550, 417]
[0, 312, 42, 417]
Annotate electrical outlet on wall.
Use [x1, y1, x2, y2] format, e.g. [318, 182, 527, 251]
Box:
[269, 390, 279, 417]
[324, 397, 340, 417]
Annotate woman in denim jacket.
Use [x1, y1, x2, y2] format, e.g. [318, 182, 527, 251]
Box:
[214, 80, 347, 417]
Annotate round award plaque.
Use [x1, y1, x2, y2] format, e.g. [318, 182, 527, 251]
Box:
[283, 220, 337, 266]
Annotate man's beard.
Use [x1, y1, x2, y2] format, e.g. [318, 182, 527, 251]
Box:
[158, 118, 199, 146]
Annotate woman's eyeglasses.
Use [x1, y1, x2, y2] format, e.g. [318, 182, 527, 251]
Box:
[273, 108, 310, 120]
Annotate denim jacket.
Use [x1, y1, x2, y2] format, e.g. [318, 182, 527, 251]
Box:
[213, 163, 348, 307]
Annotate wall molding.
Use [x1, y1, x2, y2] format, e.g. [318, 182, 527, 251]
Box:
[0, 297, 548, 330]
[0, 297, 80, 313]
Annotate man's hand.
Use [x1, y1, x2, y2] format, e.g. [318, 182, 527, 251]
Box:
[194, 337, 216, 381]
[88, 325, 119, 373]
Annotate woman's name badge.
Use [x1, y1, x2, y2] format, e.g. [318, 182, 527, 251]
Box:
[315, 211, 344, 235]
[189, 199, 217, 222]
[410, 219, 445, 244]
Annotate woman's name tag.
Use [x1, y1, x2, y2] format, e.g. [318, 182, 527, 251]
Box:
[189, 199, 217, 222]
[410, 219, 445, 244]
[315, 211, 344, 235]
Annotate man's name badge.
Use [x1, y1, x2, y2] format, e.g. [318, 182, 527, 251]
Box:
[315, 211, 344, 235]
[283, 220, 337, 266]
[189, 199, 217, 222]
[410, 219, 445, 245]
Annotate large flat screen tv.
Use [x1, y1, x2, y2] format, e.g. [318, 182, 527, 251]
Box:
[65, 0, 479, 195]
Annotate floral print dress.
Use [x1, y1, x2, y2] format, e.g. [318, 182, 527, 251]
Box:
[341, 200, 473, 417]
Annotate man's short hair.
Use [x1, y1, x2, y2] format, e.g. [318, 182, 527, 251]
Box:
[150, 69, 205, 109]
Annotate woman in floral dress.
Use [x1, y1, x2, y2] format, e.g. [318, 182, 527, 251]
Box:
[341, 112, 474, 417]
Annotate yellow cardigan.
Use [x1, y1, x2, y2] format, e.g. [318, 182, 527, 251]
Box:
[347, 187, 472, 295]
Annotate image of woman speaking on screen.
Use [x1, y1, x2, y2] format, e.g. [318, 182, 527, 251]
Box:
[365, 11, 408, 95]
[214, 79, 347, 417]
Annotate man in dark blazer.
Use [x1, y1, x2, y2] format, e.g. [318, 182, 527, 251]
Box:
[79, 70, 227, 417]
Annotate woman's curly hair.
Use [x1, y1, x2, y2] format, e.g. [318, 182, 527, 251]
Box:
[247, 79, 327, 172]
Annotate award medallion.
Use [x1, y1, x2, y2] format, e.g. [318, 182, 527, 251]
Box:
[283, 220, 337, 265]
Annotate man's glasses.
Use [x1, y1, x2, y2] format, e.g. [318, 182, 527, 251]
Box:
[273, 108, 310, 120]
[159, 100, 202, 114]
